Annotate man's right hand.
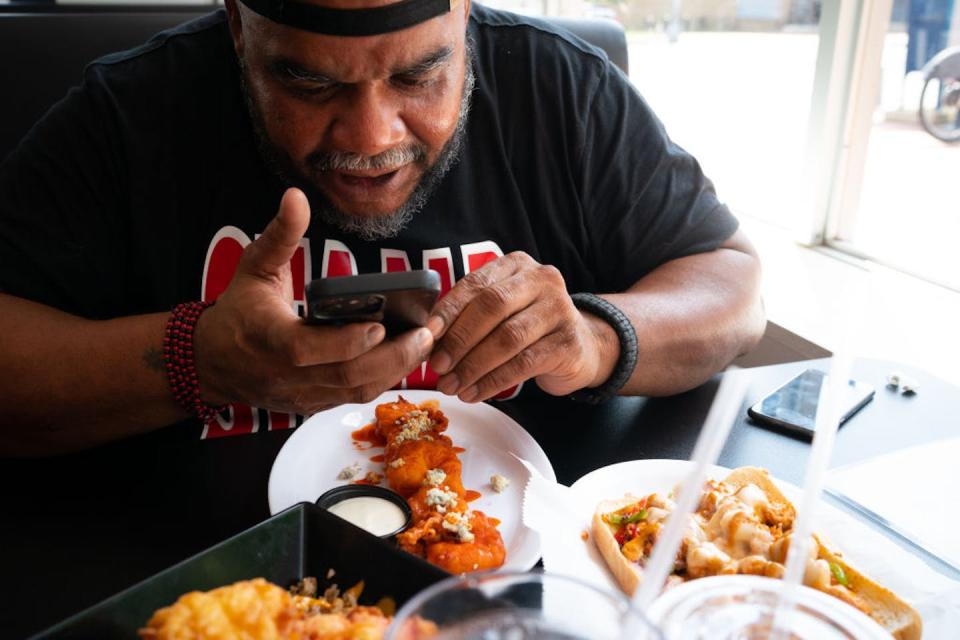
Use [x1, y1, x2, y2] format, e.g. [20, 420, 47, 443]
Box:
[193, 188, 433, 416]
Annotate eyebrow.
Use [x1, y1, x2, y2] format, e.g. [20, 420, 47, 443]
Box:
[270, 46, 454, 85]
[271, 59, 334, 85]
[393, 46, 453, 76]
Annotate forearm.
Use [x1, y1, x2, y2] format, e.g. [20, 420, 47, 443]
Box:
[0, 294, 187, 456]
[588, 235, 765, 396]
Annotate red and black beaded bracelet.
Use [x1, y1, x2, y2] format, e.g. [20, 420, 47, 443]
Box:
[162, 301, 226, 424]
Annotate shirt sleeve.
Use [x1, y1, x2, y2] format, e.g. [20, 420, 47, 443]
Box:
[0, 71, 128, 319]
[576, 60, 739, 292]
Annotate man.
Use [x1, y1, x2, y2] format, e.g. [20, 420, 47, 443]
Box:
[0, 0, 764, 457]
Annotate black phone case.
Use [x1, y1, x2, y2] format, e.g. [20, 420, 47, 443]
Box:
[304, 270, 441, 334]
[747, 369, 875, 441]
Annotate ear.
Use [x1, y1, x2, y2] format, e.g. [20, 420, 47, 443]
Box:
[463, 0, 471, 26]
[223, 0, 245, 60]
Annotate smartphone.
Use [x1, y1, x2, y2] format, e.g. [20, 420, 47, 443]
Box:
[304, 270, 441, 334]
[747, 368, 875, 439]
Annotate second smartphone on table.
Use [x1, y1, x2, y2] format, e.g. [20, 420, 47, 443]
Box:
[747, 368, 875, 440]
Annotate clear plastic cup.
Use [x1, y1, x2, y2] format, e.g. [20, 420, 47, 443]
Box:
[645, 575, 890, 640]
[385, 570, 663, 640]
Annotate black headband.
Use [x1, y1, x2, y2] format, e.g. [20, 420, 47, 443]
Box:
[238, 0, 459, 36]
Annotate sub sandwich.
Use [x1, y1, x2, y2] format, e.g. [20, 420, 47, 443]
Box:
[592, 466, 922, 639]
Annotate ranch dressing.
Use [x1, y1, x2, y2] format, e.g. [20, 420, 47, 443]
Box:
[328, 496, 408, 536]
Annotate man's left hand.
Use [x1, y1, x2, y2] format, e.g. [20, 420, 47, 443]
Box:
[426, 252, 618, 402]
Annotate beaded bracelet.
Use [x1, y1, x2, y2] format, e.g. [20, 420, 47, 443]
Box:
[568, 293, 639, 404]
[163, 301, 226, 424]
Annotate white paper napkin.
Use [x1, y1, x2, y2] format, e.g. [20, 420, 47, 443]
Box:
[827, 437, 960, 570]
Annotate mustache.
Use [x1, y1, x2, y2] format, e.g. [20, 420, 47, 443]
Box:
[307, 144, 428, 173]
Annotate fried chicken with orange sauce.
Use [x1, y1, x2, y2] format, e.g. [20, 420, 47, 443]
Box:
[397, 510, 505, 574]
[375, 399, 458, 497]
[425, 510, 506, 574]
[384, 439, 465, 498]
[407, 482, 467, 522]
[372, 396, 506, 574]
[374, 398, 448, 441]
[397, 512, 444, 551]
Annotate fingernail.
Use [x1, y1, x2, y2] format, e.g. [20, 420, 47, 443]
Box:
[366, 324, 385, 345]
[438, 373, 460, 395]
[460, 385, 479, 402]
[431, 349, 452, 374]
[417, 328, 433, 349]
[426, 315, 444, 338]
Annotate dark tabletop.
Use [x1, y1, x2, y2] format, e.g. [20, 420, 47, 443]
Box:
[2, 357, 957, 638]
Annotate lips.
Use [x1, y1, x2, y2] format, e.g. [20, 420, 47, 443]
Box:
[323, 164, 413, 206]
[338, 169, 400, 188]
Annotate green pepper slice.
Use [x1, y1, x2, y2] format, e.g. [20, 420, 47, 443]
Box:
[829, 561, 849, 587]
[609, 508, 648, 525]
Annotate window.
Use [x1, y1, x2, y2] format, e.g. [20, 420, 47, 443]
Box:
[490, 0, 824, 232]
[825, 0, 960, 290]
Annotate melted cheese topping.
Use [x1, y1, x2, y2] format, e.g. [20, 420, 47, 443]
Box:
[605, 480, 868, 615]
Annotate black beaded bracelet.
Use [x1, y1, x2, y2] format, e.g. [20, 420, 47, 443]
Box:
[568, 293, 638, 404]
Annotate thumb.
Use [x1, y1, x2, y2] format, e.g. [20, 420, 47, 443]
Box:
[241, 188, 311, 277]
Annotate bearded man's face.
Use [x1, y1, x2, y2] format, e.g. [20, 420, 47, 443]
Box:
[225, 0, 473, 239]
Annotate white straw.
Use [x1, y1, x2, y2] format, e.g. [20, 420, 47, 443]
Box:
[631, 370, 750, 613]
[770, 352, 852, 637]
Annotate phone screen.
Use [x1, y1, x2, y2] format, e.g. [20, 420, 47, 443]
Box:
[748, 369, 875, 436]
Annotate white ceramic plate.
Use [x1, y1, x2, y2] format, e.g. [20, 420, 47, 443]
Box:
[268, 389, 555, 571]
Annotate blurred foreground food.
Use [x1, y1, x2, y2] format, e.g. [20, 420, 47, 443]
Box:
[138, 577, 436, 640]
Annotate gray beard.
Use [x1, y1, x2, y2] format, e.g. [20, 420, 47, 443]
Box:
[242, 42, 476, 241]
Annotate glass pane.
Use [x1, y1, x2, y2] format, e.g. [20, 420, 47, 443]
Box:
[487, 0, 823, 230]
[845, 0, 960, 289]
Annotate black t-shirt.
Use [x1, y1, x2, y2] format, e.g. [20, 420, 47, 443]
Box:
[0, 5, 737, 440]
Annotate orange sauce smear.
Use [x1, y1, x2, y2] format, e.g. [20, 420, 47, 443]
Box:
[465, 490, 482, 502]
[369, 454, 386, 463]
[351, 422, 387, 447]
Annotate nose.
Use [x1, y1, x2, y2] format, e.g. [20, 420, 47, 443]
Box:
[329, 83, 407, 158]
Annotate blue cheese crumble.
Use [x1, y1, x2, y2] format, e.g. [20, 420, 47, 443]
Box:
[442, 512, 475, 543]
[424, 468, 447, 487]
[393, 410, 435, 443]
[425, 487, 459, 513]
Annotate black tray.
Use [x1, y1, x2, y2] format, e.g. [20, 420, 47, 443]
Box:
[31, 502, 449, 639]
